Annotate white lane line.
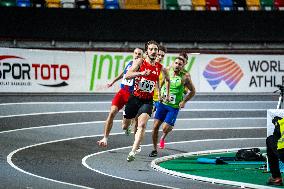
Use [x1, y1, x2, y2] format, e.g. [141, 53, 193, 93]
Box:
[6, 132, 157, 189]
[0, 117, 266, 134]
[0, 101, 111, 106]
[7, 135, 99, 189]
[0, 101, 277, 106]
[0, 110, 108, 119]
[82, 138, 265, 189]
[0, 109, 267, 119]
[82, 146, 179, 189]
[7, 132, 264, 189]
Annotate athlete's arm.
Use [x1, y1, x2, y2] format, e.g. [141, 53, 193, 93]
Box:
[107, 71, 124, 88]
[162, 67, 170, 101]
[180, 74, 196, 108]
[125, 58, 150, 80]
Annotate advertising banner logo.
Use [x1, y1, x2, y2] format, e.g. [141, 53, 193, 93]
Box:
[0, 55, 70, 88]
[203, 57, 244, 90]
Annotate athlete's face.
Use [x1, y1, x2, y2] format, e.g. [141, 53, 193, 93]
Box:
[173, 59, 184, 72]
[146, 44, 158, 61]
[133, 48, 143, 60]
[155, 50, 165, 63]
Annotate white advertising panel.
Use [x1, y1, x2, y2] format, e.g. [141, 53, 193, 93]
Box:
[1, 47, 284, 93]
[85, 51, 198, 93]
[198, 55, 284, 93]
[0, 48, 86, 92]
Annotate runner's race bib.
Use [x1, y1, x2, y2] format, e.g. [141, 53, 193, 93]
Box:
[163, 93, 176, 104]
[138, 78, 155, 93]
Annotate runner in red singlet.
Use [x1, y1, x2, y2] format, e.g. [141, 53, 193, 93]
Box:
[122, 40, 170, 162]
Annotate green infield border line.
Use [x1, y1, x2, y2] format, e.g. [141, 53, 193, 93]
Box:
[151, 147, 277, 189]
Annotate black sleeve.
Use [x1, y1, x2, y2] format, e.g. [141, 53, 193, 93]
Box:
[272, 116, 283, 140]
[273, 124, 281, 140]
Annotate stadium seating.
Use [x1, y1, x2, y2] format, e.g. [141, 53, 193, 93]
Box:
[30, 0, 45, 7]
[178, 0, 193, 10]
[246, 0, 260, 10]
[89, 0, 103, 8]
[233, 0, 247, 10]
[17, 0, 31, 7]
[0, 0, 16, 6]
[164, 0, 179, 9]
[46, 0, 61, 7]
[61, 0, 75, 8]
[122, 0, 160, 10]
[219, 0, 233, 10]
[104, 0, 119, 9]
[75, 0, 89, 8]
[260, 0, 273, 10]
[1, 0, 283, 11]
[206, 0, 220, 10]
[274, 0, 284, 10]
[192, 0, 206, 10]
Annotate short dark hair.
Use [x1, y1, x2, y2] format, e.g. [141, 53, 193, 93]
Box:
[134, 47, 143, 52]
[145, 40, 159, 51]
[158, 45, 167, 53]
[179, 51, 188, 61]
[176, 56, 185, 64]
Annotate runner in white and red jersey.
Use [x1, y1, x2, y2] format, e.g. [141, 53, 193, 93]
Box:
[97, 48, 143, 148]
[122, 40, 170, 162]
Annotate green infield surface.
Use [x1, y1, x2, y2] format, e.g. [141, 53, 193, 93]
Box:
[154, 150, 283, 188]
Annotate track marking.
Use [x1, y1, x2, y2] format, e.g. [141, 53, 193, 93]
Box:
[82, 138, 265, 189]
[7, 134, 264, 189]
[0, 117, 266, 134]
[151, 147, 273, 189]
[0, 101, 277, 106]
[0, 109, 268, 119]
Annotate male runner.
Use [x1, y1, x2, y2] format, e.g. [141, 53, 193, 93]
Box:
[122, 40, 170, 162]
[153, 45, 166, 111]
[149, 56, 196, 157]
[97, 48, 143, 147]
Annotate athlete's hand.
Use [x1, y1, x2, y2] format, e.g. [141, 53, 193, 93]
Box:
[179, 101, 186, 109]
[107, 83, 113, 88]
[97, 137, 108, 147]
[165, 95, 170, 102]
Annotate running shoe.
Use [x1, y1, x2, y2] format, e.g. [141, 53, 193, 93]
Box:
[159, 139, 165, 149]
[127, 151, 136, 162]
[149, 150, 158, 157]
[125, 127, 131, 136]
[267, 177, 283, 186]
[136, 146, 142, 153]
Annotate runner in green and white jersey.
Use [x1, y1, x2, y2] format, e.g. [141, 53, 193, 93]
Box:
[149, 56, 196, 157]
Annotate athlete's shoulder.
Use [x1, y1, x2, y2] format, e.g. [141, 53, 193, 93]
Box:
[156, 62, 163, 69]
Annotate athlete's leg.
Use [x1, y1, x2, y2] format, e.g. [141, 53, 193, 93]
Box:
[161, 123, 173, 140]
[151, 102, 168, 151]
[159, 106, 179, 149]
[148, 119, 163, 157]
[122, 94, 140, 131]
[122, 117, 132, 130]
[132, 113, 150, 152]
[127, 102, 152, 162]
[97, 105, 119, 147]
[152, 119, 163, 151]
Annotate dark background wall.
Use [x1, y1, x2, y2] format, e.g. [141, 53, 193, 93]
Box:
[0, 7, 283, 43]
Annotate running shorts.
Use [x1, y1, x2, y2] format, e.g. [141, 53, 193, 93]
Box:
[154, 102, 179, 126]
[123, 94, 153, 119]
[112, 89, 131, 111]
